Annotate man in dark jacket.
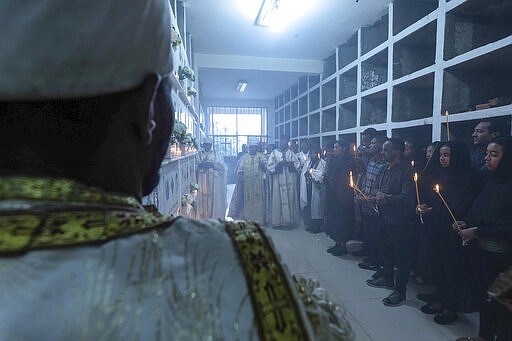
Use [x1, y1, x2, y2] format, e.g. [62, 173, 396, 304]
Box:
[366, 138, 416, 307]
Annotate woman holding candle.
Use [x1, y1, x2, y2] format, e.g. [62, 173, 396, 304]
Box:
[455, 136, 512, 341]
[414, 142, 443, 298]
[419, 140, 482, 324]
[324, 139, 355, 256]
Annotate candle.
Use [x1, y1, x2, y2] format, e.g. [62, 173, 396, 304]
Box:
[414, 173, 421, 207]
[414, 172, 424, 224]
[434, 184, 456, 223]
[349, 171, 368, 200]
[434, 184, 469, 245]
[445, 111, 451, 141]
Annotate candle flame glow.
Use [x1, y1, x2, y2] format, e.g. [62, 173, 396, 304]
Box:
[411, 160, 415, 167]
[349, 171, 354, 188]
[317, 153, 321, 159]
[414, 172, 418, 182]
[435, 184, 440, 192]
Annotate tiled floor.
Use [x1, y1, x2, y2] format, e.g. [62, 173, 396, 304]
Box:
[226, 185, 479, 340]
[265, 227, 479, 341]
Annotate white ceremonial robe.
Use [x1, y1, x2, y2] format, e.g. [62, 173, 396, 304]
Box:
[300, 158, 326, 220]
[236, 152, 266, 223]
[0, 219, 258, 340]
[196, 150, 227, 219]
[266, 149, 301, 227]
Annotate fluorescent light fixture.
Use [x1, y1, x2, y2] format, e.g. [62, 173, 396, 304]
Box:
[236, 81, 248, 93]
[254, 0, 318, 30]
[255, 0, 280, 27]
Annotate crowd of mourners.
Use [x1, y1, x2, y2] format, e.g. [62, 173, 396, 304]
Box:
[228, 119, 512, 341]
[228, 119, 512, 340]
[293, 119, 512, 341]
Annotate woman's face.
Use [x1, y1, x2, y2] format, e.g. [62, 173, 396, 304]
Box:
[485, 142, 504, 171]
[439, 146, 451, 168]
[333, 143, 343, 157]
[426, 145, 435, 160]
[403, 142, 413, 158]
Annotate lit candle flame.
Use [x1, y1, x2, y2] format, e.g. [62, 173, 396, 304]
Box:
[411, 160, 415, 167]
[349, 171, 354, 188]
[414, 172, 418, 182]
[317, 153, 321, 159]
[323, 150, 326, 156]
[288, 141, 292, 148]
[303, 155, 307, 161]
[434, 184, 457, 224]
[309, 169, 313, 175]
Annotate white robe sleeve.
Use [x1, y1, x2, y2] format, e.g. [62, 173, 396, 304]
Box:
[310, 159, 326, 183]
[266, 150, 280, 173]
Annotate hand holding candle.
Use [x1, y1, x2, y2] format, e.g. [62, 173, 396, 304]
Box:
[414, 172, 424, 223]
[349, 171, 367, 200]
[434, 184, 467, 245]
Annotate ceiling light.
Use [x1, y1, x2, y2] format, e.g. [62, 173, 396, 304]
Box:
[255, 0, 280, 27]
[236, 81, 248, 93]
[254, 0, 318, 30]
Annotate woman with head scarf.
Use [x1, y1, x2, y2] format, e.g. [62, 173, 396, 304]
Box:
[418, 140, 483, 324]
[324, 139, 355, 256]
[457, 136, 512, 341]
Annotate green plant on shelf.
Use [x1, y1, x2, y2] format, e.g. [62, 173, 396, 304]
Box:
[171, 26, 181, 50]
[187, 86, 197, 97]
[172, 120, 187, 143]
[178, 65, 195, 81]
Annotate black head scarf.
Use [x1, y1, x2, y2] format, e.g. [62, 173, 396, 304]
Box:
[489, 136, 512, 183]
[437, 140, 472, 189]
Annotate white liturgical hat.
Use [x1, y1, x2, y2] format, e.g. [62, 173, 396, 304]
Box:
[0, 0, 172, 100]
[248, 137, 260, 146]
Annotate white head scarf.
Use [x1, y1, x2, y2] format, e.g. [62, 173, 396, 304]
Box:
[0, 0, 172, 99]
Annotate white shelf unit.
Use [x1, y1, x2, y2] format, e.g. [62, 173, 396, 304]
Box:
[273, 0, 512, 148]
[169, 0, 200, 139]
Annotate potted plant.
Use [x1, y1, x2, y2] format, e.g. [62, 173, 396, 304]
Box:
[178, 65, 195, 81]
[171, 26, 182, 51]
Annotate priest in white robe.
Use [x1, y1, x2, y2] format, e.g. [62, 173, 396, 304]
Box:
[266, 136, 301, 228]
[300, 144, 326, 233]
[228, 137, 266, 223]
[196, 137, 227, 219]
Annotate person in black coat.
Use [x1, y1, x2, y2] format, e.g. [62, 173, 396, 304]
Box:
[324, 139, 355, 256]
[457, 136, 512, 341]
[366, 138, 416, 307]
[419, 141, 482, 324]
